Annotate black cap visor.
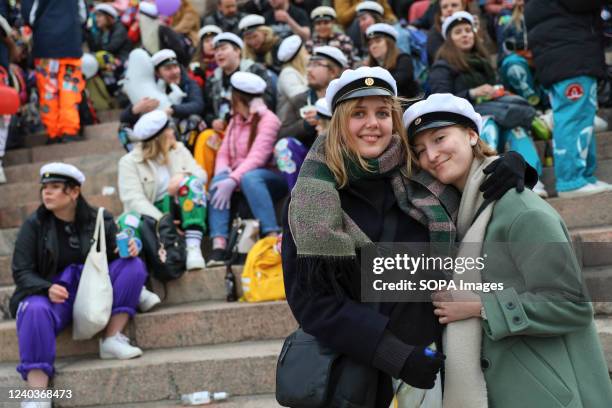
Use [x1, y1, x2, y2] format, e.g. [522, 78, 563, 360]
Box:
[408, 112, 478, 139]
[41, 174, 80, 185]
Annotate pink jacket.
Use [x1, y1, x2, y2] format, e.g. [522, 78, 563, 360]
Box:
[214, 100, 281, 183]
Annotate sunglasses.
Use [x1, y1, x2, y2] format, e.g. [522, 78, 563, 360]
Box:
[64, 224, 80, 250]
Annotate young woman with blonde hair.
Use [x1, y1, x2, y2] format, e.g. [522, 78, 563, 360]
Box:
[239, 15, 282, 74]
[117, 110, 208, 271]
[281, 66, 534, 407]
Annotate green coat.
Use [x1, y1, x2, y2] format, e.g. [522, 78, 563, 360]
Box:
[479, 189, 612, 408]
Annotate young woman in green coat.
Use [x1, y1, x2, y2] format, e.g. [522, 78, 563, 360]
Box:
[406, 93, 612, 408]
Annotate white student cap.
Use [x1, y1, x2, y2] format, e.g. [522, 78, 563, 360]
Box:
[230, 71, 267, 95]
[442, 11, 475, 39]
[402, 93, 483, 140]
[213, 32, 244, 50]
[94, 3, 118, 19]
[277, 35, 303, 63]
[310, 6, 336, 22]
[311, 46, 348, 69]
[356, 1, 384, 17]
[198, 25, 222, 41]
[315, 98, 331, 120]
[40, 163, 86, 185]
[151, 49, 179, 69]
[325, 66, 397, 112]
[238, 14, 266, 34]
[366, 23, 398, 42]
[139, 2, 158, 18]
[133, 110, 171, 142]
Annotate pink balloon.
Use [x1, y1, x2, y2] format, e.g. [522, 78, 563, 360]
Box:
[155, 0, 181, 16]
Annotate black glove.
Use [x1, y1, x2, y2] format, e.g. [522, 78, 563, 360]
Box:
[399, 346, 445, 389]
[480, 151, 536, 200]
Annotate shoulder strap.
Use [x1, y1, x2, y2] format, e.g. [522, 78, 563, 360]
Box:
[92, 207, 106, 254]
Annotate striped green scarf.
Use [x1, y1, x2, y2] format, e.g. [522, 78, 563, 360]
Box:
[289, 134, 459, 272]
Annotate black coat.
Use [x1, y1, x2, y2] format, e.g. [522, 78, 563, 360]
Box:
[10, 200, 118, 317]
[525, 0, 606, 87]
[429, 58, 477, 101]
[389, 53, 420, 98]
[282, 177, 444, 407]
[426, 28, 444, 66]
[86, 20, 132, 62]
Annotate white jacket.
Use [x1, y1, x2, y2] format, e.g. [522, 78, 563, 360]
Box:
[276, 66, 308, 127]
[118, 142, 207, 221]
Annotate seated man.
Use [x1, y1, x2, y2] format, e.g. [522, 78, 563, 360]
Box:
[120, 49, 204, 126]
[202, 0, 246, 35]
[87, 4, 132, 63]
[203, 32, 275, 131]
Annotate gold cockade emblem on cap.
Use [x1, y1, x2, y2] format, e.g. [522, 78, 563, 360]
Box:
[365, 77, 374, 86]
[44, 173, 50, 178]
[415, 118, 422, 125]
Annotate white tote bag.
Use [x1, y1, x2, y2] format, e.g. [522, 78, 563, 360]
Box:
[72, 208, 113, 340]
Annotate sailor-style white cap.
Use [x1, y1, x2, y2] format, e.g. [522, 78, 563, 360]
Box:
[310, 6, 336, 22]
[315, 98, 331, 120]
[238, 14, 266, 34]
[366, 23, 398, 42]
[230, 71, 267, 95]
[81, 53, 99, 80]
[139, 1, 158, 18]
[356, 1, 384, 17]
[133, 110, 171, 142]
[94, 3, 118, 19]
[403, 93, 483, 139]
[40, 163, 86, 185]
[213, 32, 244, 50]
[198, 25, 222, 41]
[326, 66, 397, 112]
[277, 35, 303, 63]
[312, 46, 348, 69]
[442, 11, 475, 39]
[151, 49, 178, 69]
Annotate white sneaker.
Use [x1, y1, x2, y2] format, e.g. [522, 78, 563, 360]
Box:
[21, 400, 51, 408]
[594, 115, 608, 132]
[186, 245, 205, 270]
[0, 165, 6, 184]
[99, 332, 143, 360]
[139, 287, 161, 312]
[558, 183, 608, 199]
[592, 180, 612, 191]
[533, 180, 549, 198]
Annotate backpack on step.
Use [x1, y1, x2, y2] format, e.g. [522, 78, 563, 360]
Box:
[240, 236, 285, 302]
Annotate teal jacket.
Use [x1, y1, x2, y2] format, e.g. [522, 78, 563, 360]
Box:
[479, 189, 612, 408]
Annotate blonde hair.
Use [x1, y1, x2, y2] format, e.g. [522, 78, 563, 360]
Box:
[284, 46, 309, 77]
[141, 128, 172, 165]
[244, 26, 279, 67]
[324, 96, 412, 188]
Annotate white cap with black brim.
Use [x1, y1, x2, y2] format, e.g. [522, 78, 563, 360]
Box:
[325, 66, 397, 112]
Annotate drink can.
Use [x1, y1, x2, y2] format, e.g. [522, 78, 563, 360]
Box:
[116, 232, 130, 258]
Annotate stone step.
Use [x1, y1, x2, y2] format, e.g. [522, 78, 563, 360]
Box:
[596, 317, 612, 371]
[3, 134, 123, 167]
[17, 121, 120, 149]
[548, 191, 612, 230]
[0, 228, 18, 257]
[0, 339, 282, 407]
[572, 226, 612, 268]
[87, 394, 282, 408]
[0, 171, 119, 211]
[1, 152, 124, 185]
[0, 300, 296, 363]
[0, 194, 122, 229]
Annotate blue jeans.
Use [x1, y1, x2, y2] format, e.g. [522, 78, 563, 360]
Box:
[480, 117, 543, 176]
[548, 76, 598, 192]
[208, 168, 288, 238]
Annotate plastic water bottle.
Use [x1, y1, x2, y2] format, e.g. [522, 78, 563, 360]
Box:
[181, 391, 229, 405]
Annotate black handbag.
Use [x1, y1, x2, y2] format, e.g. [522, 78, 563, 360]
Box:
[140, 213, 186, 282]
[276, 328, 379, 408]
[276, 211, 399, 408]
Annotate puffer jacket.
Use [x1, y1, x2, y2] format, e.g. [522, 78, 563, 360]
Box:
[214, 101, 280, 183]
[525, 0, 606, 87]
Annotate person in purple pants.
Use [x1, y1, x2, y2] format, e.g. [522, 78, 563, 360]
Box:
[10, 162, 147, 406]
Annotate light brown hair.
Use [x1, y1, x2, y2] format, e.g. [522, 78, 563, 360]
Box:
[324, 96, 413, 188]
[366, 36, 400, 70]
[435, 23, 490, 72]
